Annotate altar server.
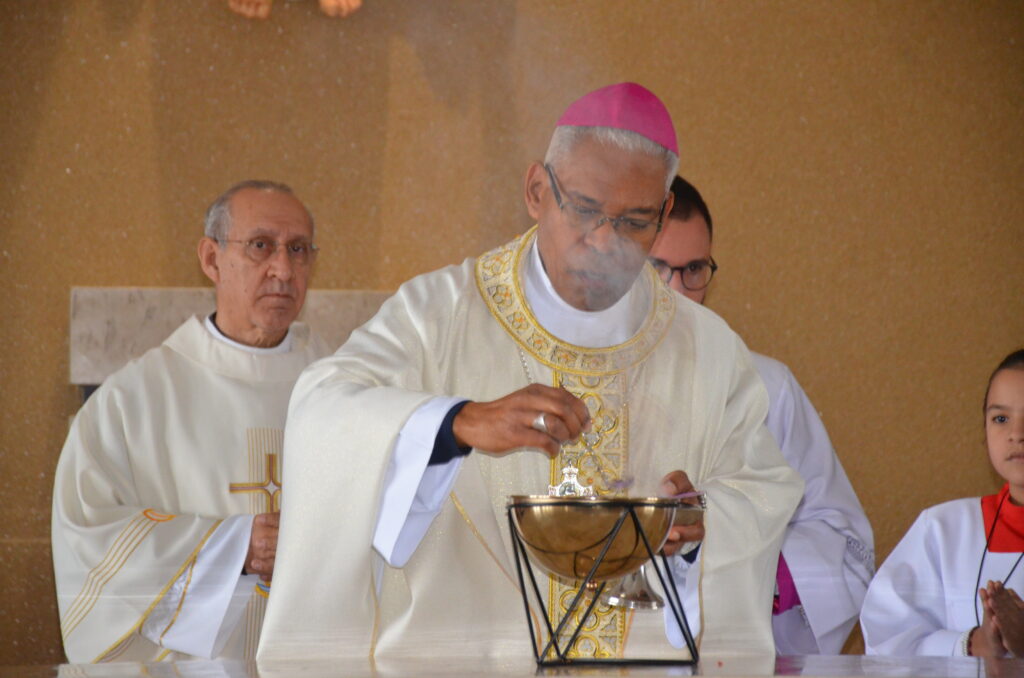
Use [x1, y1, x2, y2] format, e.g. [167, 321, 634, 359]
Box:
[861, 349, 1024, 657]
[259, 83, 802, 662]
[647, 176, 875, 654]
[52, 180, 329, 662]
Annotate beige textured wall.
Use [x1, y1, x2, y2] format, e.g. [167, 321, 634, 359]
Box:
[1, 0, 1021, 665]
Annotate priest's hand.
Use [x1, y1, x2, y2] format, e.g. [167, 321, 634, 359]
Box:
[453, 384, 591, 458]
[975, 583, 1006, 657]
[987, 582, 1024, 656]
[244, 511, 279, 582]
[658, 470, 705, 556]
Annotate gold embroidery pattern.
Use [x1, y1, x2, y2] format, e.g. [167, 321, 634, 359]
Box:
[473, 228, 670, 659]
[230, 428, 284, 513]
[546, 578, 627, 659]
[544, 370, 631, 658]
[474, 226, 675, 376]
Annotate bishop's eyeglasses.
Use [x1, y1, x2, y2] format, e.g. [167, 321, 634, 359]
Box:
[649, 256, 718, 291]
[219, 236, 319, 266]
[544, 163, 667, 243]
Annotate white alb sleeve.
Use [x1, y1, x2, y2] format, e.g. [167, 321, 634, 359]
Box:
[140, 514, 254, 658]
[373, 396, 467, 567]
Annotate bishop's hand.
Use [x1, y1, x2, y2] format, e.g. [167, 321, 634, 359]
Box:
[658, 470, 705, 556]
[244, 511, 279, 582]
[453, 384, 591, 458]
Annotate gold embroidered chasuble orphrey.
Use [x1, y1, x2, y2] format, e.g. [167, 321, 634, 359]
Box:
[476, 227, 675, 658]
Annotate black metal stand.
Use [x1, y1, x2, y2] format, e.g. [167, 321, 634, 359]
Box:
[507, 502, 699, 668]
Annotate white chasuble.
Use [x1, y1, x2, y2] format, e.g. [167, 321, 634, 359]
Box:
[52, 316, 328, 662]
[259, 229, 802, 663]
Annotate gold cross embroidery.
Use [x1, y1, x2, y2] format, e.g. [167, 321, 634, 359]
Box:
[230, 453, 281, 513]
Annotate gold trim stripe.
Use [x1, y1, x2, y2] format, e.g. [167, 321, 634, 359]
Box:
[100, 632, 134, 663]
[236, 428, 284, 514]
[92, 520, 222, 663]
[368, 567, 381, 663]
[156, 550, 201, 645]
[62, 514, 157, 636]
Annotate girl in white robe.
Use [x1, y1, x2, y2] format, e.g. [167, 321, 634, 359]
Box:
[860, 349, 1024, 657]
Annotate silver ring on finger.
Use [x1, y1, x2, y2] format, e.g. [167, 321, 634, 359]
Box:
[531, 412, 548, 434]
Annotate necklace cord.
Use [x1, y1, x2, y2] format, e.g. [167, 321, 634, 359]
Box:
[974, 491, 1024, 627]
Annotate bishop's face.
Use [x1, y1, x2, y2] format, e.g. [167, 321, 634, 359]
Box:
[199, 188, 315, 347]
[526, 136, 672, 312]
[986, 368, 1024, 502]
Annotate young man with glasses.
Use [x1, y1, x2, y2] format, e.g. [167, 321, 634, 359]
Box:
[261, 83, 802, 663]
[52, 180, 329, 662]
[648, 176, 875, 655]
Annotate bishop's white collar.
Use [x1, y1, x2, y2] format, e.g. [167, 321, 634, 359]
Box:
[204, 314, 294, 355]
[521, 238, 648, 349]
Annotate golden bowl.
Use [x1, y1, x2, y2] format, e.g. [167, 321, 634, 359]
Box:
[508, 495, 678, 582]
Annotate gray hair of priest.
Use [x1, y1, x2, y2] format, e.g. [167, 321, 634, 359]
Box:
[544, 127, 680, 193]
[203, 179, 316, 242]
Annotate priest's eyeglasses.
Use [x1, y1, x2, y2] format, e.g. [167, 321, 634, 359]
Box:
[545, 163, 666, 242]
[649, 256, 718, 291]
[219, 237, 319, 265]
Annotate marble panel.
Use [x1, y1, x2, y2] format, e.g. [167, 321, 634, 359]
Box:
[69, 288, 391, 384]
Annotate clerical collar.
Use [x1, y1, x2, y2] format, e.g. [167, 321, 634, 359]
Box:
[521, 238, 647, 348]
[204, 313, 294, 355]
[982, 483, 1024, 553]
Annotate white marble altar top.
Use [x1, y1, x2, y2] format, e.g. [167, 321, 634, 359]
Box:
[15, 654, 1023, 678]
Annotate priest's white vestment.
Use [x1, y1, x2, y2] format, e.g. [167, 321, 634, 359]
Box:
[861, 495, 1024, 656]
[52, 315, 328, 662]
[754, 354, 874, 655]
[259, 230, 803, 661]
[667, 355, 875, 654]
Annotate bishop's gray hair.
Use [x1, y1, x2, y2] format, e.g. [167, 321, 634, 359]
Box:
[203, 179, 315, 242]
[543, 126, 680, 192]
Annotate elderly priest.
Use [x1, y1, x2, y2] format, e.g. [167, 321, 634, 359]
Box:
[52, 180, 329, 662]
[260, 84, 802, 662]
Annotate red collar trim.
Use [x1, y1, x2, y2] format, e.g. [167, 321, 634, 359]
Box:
[982, 484, 1024, 552]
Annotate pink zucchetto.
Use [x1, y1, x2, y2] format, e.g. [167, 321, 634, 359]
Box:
[555, 82, 678, 155]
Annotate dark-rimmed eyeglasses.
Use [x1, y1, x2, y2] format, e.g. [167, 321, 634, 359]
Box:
[219, 237, 319, 266]
[544, 163, 666, 243]
[649, 256, 718, 291]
